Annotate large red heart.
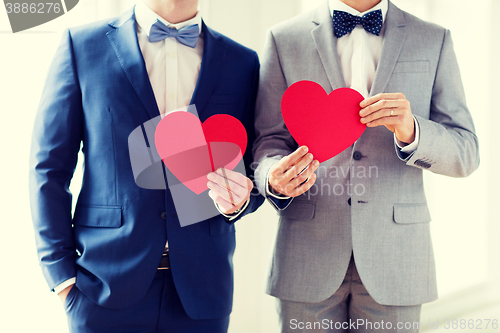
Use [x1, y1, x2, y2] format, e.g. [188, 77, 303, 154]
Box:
[281, 81, 366, 163]
[154, 112, 247, 194]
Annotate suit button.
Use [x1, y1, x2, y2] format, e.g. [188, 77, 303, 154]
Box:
[161, 212, 167, 220]
[348, 198, 351, 206]
[353, 151, 363, 161]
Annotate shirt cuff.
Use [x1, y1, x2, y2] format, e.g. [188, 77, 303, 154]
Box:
[265, 169, 293, 211]
[54, 277, 76, 294]
[395, 116, 420, 154]
[216, 198, 250, 221]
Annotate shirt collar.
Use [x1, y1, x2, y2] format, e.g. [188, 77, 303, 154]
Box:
[135, 1, 202, 37]
[329, 0, 388, 24]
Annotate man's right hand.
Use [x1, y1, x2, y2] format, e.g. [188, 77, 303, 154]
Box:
[58, 284, 74, 304]
[268, 146, 320, 197]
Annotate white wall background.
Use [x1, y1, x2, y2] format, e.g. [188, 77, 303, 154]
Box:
[0, 0, 498, 332]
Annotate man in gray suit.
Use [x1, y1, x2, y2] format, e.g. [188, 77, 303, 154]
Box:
[253, 0, 479, 332]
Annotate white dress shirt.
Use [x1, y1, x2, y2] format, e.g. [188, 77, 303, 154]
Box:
[329, 0, 419, 152]
[135, 1, 203, 117]
[266, 0, 419, 204]
[55, 2, 247, 294]
[331, 0, 387, 98]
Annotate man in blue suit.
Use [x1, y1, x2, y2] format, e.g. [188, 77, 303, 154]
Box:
[29, 0, 263, 332]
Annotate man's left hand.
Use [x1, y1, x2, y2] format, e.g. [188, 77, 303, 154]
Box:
[359, 93, 415, 144]
[207, 168, 253, 215]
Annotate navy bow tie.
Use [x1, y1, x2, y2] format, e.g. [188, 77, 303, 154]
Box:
[333, 9, 383, 38]
[148, 20, 200, 48]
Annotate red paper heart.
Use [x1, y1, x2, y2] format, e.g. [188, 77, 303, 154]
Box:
[281, 81, 366, 163]
[154, 112, 247, 194]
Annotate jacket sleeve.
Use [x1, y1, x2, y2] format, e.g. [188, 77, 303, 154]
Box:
[226, 51, 265, 223]
[252, 30, 298, 203]
[29, 29, 83, 291]
[402, 30, 479, 177]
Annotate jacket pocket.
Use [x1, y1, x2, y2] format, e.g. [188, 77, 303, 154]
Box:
[393, 203, 431, 224]
[278, 200, 316, 220]
[393, 60, 430, 73]
[73, 205, 122, 228]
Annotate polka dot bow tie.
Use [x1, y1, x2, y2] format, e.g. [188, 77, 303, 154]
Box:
[333, 9, 383, 38]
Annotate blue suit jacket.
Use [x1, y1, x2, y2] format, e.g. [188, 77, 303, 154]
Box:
[29, 8, 263, 319]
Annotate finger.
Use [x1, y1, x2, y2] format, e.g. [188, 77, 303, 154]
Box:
[215, 169, 251, 199]
[208, 171, 245, 193]
[361, 107, 398, 124]
[360, 93, 406, 108]
[269, 183, 285, 196]
[215, 168, 248, 188]
[288, 160, 320, 188]
[359, 99, 401, 117]
[207, 180, 243, 205]
[283, 153, 314, 181]
[209, 190, 235, 213]
[230, 179, 252, 200]
[288, 173, 317, 197]
[273, 146, 309, 176]
[245, 177, 254, 192]
[210, 171, 250, 200]
[366, 115, 401, 128]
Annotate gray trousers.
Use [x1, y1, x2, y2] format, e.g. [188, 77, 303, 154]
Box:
[277, 255, 422, 333]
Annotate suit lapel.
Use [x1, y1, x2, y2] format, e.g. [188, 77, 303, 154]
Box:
[190, 21, 227, 121]
[370, 1, 407, 96]
[106, 7, 160, 120]
[311, 1, 346, 92]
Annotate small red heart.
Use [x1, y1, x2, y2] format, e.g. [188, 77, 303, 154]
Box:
[281, 81, 366, 163]
[154, 112, 247, 195]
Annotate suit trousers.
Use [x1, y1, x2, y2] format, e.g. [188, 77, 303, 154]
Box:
[64, 269, 230, 333]
[277, 255, 422, 333]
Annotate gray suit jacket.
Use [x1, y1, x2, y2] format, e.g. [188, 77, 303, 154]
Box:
[252, 1, 479, 306]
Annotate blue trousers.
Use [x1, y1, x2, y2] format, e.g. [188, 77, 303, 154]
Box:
[64, 270, 230, 333]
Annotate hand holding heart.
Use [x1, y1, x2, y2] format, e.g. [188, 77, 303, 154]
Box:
[207, 168, 253, 215]
[281, 82, 366, 163]
[359, 93, 416, 145]
[280, 82, 415, 164]
[268, 146, 320, 197]
[154, 111, 252, 215]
